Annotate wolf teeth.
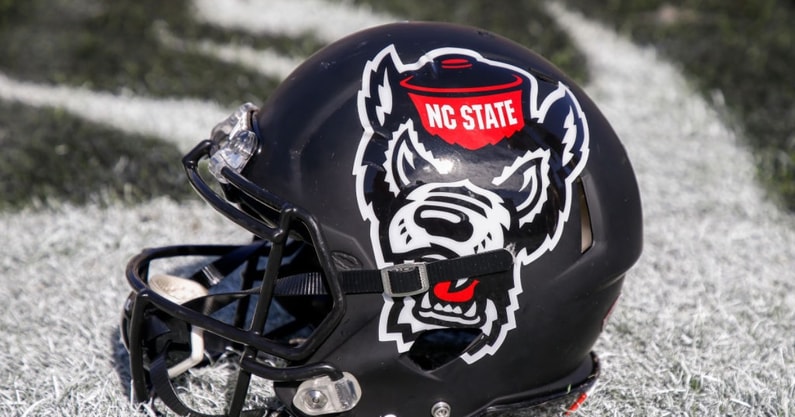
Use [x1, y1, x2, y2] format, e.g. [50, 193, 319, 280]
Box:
[465, 303, 477, 318]
[421, 291, 480, 318]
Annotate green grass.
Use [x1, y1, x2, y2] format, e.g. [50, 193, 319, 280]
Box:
[354, 0, 589, 83]
[0, 101, 193, 210]
[1, 2, 793, 416]
[0, 0, 793, 210]
[0, 0, 278, 210]
[561, 0, 795, 210]
[0, 0, 278, 105]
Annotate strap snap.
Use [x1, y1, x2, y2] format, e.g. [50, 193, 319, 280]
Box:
[380, 263, 430, 297]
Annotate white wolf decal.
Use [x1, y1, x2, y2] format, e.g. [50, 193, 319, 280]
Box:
[353, 45, 589, 364]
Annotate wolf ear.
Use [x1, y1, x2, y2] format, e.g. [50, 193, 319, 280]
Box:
[536, 83, 589, 173]
[360, 47, 403, 135]
[355, 47, 409, 209]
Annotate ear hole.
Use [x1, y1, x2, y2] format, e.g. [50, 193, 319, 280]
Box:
[578, 180, 593, 253]
[407, 329, 481, 370]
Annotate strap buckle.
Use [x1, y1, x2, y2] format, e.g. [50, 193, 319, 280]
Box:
[380, 262, 430, 297]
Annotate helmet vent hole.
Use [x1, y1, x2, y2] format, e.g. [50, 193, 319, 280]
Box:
[578, 180, 593, 253]
[407, 329, 481, 370]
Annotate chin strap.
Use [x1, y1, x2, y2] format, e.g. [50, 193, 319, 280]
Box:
[189, 241, 273, 287]
[181, 248, 515, 320]
[183, 240, 514, 300]
[274, 248, 515, 298]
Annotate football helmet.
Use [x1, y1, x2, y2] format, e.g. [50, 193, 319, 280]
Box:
[121, 21, 642, 417]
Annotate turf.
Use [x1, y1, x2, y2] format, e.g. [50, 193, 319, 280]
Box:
[560, 0, 795, 210]
[0, 0, 278, 104]
[353, 0, 590, 82]
[1, 0, 793, 210]
[1, 1, 794, 416]
[0, 100, 193, 210]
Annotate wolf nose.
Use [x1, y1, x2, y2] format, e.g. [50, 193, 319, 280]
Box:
[415, 206, 474, 242]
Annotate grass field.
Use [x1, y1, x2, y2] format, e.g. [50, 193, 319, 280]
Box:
[1, 1, 793, 416]
[560, 0, 795, 211]
[1, 0, 793, 211]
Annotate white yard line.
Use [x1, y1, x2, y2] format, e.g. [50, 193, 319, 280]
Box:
[1, 2, 793, 416]
[154, 23, 303, 80]
[0, 72, 229, 153]
[191, 0, 395, 43]
[546, 3, 795, 414]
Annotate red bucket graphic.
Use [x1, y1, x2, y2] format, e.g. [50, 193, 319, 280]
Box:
[401, 58, 525, 150]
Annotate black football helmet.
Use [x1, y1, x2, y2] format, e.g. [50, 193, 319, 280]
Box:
[121, 21, 642, 417]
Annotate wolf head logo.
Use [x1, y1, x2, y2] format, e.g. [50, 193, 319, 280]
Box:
[353, 46, 589, 364]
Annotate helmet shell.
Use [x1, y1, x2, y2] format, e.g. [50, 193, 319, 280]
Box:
[235, 21, 642, 416]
